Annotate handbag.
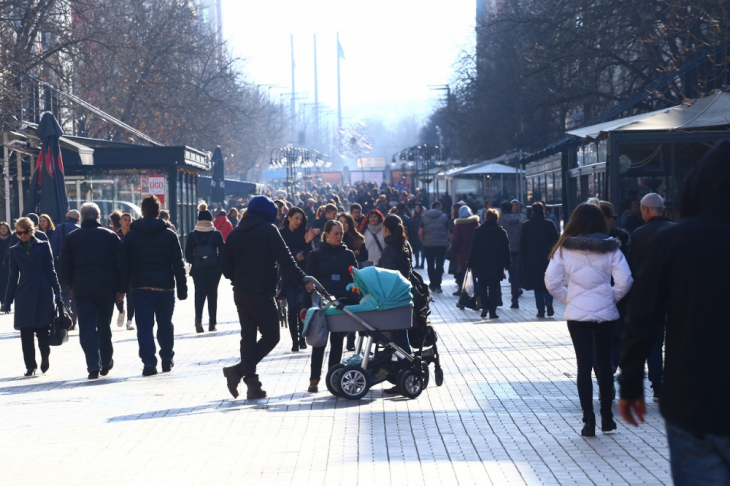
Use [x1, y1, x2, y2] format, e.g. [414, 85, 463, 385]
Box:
[50, 302, 70, 346]
[303, 307, 329, 347]
[457, 270, 479, 310]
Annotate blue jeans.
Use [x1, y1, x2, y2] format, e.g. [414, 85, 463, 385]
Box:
[667, 422, 730, 485]
[133, 289, 176, 368]
[75, 299, 114, 372]
[534, 290, 553, 315]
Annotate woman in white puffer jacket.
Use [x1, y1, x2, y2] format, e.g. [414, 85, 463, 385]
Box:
[545, 203, 633, 437]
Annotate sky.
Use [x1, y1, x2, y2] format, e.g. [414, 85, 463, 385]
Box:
[220, 0, 476, 126]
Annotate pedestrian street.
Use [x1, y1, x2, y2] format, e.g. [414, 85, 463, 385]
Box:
[0, 274, 671, 485]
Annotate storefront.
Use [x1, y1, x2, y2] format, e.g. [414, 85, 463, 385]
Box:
[525, 154, 564, 222]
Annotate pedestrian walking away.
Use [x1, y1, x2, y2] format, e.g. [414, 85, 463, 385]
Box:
[627, 192, 674, 402]
[619, 140, 730, 484]
[124, 195, 188, 377]
[306, 220, 359, 392]
[450, 205, 479, 296]
[58, 203, 128, 379]
[185, 203, 225, 333]
[3, 217, 62, 377]
[498, 200, 524, 308]
[467, 209, 511, 319]
[115, 212, 136, 330]
[221, 195, 315, 399]
[544, 203, 632, 437]
[520, 202, 559, 318]
[49, 210, 81, 327]
[214, 209, 233, 242]
[419, 202, 449, 293]
[409, 204, 424, 269]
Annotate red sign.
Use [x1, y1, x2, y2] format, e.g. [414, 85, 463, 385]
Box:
[148, 175, 166, 205]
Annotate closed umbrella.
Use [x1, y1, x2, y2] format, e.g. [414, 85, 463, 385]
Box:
[25, 112, 69, 224]
[210, 146, 225, 205]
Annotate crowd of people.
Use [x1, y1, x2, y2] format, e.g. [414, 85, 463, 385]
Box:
[0, 158, 727, 482]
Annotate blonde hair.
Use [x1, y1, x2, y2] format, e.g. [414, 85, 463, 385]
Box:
[15, 217, 35, 232]
[198, 202, 208, 212]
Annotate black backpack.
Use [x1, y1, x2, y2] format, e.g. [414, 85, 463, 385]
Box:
[192, 232, 219, 268]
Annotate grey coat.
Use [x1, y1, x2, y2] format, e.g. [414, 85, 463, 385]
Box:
[420, 209, 449, 247]
[4, 239, 61, 330]
[498, 213, 523, 253]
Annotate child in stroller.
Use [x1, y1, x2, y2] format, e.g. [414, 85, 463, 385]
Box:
[303, 266, 443, 400]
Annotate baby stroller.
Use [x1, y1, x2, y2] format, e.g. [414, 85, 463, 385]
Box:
[303, 266, 443, 400]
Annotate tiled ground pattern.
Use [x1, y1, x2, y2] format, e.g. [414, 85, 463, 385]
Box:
[0, 272, 670, 485]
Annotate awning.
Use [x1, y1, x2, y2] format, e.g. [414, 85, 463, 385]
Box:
[197, 177, 264, 198]
[447, 155, 524, 178]
[567, 90, 730, 140]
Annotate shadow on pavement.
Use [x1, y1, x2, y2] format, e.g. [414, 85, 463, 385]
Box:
[0, 376, 129, 395]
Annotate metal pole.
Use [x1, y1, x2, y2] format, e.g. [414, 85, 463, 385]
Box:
[336, 32, 342, 129]
[314, 34, 319, 149]
[17, 151, 23, 216]
[290, 35, 296, 145]
[3, 132, 10, 222]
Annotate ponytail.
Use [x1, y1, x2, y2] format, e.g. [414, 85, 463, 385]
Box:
[383, 214, 407, 252]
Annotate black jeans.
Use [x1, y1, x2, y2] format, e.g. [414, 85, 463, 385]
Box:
[567, 320, 615, 416]
[20, 326, 50, 371]
[233, 291, 280, 378]
[424, 246, 446, 287]
[76, 299, 115, 372]
[310, 332, 345, 380]
[284, 284, 306, 345]
[508, 252, 521, 304]
[475, 276, 500, 313]
[193, 270, 222, 324]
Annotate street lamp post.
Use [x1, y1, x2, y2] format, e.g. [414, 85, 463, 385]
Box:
[270, 145, 331, 197]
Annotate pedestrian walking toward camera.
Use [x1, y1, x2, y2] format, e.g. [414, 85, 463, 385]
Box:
[38, 214, 55, 241]
[627, 192, 674, 402]
[3, 217, 62, 377]
[306, 220, 358, 392]
[409, 204, 424, 269]
[124, 195, 187, 376]
[467, 209, 511, 319]
[281, 207, 318, 352]
[361, 209, 386, 263]
[115, 213, 135, 330]
[619, 141, 730, 484]
[419, 202, 449, 293]
[520, 202, 559, 318]
[185, 203, 225, 333]
[59, 203, 128, 379]
[221, 196, 315, 399]
[544, 203, 632, 437]
[498, 200, 524, 308]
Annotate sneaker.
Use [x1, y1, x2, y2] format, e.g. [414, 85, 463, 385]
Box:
[126, 320, 135, 330]
[116, 310, 125, 327]
[546, 302, 555, 317]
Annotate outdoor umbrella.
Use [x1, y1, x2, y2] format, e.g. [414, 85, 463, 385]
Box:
[210, 146, 226, 205]
[24, 112, 69, 225]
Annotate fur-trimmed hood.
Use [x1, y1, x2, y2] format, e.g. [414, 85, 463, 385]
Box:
[454, 215, 479, 225]
[562, 234, 619, 254]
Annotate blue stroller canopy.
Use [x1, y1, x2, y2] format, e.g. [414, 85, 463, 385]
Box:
[335, 266, 412, 314]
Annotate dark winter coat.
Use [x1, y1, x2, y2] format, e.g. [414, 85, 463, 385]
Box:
[222, 211, 306, 297]
[306, 241, 358, 304]
[343, 233, 368, 264]
[184, 229, 225, 277]
[4, 238, 61, 329]
[280, 225, 312, 293]
[620, 214, 730, 436]
[628, 215, 674, 276]
[450, 215, 479, 270]
[519, 214, 559, 291]
[466, 221, 511, 281]
[409, 214, 423, 249]
[50, 218, 80, 259]
[498, 213, 523, 253]
[124, 217, 187, 297]
[0, 236, 10, 301]
[58, 220, 128, 301]
[420, 208, 449, 248]
[4, 230, 47, 270]
[378, 236, 412, 279]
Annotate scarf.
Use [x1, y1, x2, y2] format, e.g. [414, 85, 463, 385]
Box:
[0, 232, 10, 241]
[195, 220, 215, 232]
[367, 222, 383, 236]
[20, 236, 36, 255]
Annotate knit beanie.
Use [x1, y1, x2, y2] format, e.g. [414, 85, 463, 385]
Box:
[247, 195, 278, 224]
[197, 202, 213, 221]
[458, 206, 472, 219]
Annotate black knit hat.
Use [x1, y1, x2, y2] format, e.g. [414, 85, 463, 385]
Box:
[197, 202, 213, 221]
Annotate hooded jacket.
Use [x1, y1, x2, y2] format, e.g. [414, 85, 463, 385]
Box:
[420, 208, 449, 247]
[222, 211, 306, 297]
[498, 213, 523, 253]
[544, 234, 632, 322]
[124, 217, 187, 297]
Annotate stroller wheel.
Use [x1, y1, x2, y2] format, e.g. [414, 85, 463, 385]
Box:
[326, 364, 346, 397]
[338, 365, 371, 400]
[434, 366, 444, 387]
[421, 362, 430, 389]
[397, 369, 424, 399]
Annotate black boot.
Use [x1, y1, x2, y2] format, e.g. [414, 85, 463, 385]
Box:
[195, 318, 204, 333]
[223, 365, 243, 398]
[601, 413, 617, 432]
[299, 336, 307, 350]
[243, 375, 267, 400]
[581, 413, 596, 437]
[208, 322, 217, 332]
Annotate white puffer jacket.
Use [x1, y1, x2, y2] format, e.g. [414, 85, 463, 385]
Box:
[544, 234, 633, 322]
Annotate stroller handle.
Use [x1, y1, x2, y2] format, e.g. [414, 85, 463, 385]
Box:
[303, 276, 327, 295]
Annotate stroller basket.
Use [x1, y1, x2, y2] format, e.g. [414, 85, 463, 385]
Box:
[326, 306, 413, 333]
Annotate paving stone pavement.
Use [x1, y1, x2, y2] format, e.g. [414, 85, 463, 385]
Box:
[0, 272, 671, 485]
